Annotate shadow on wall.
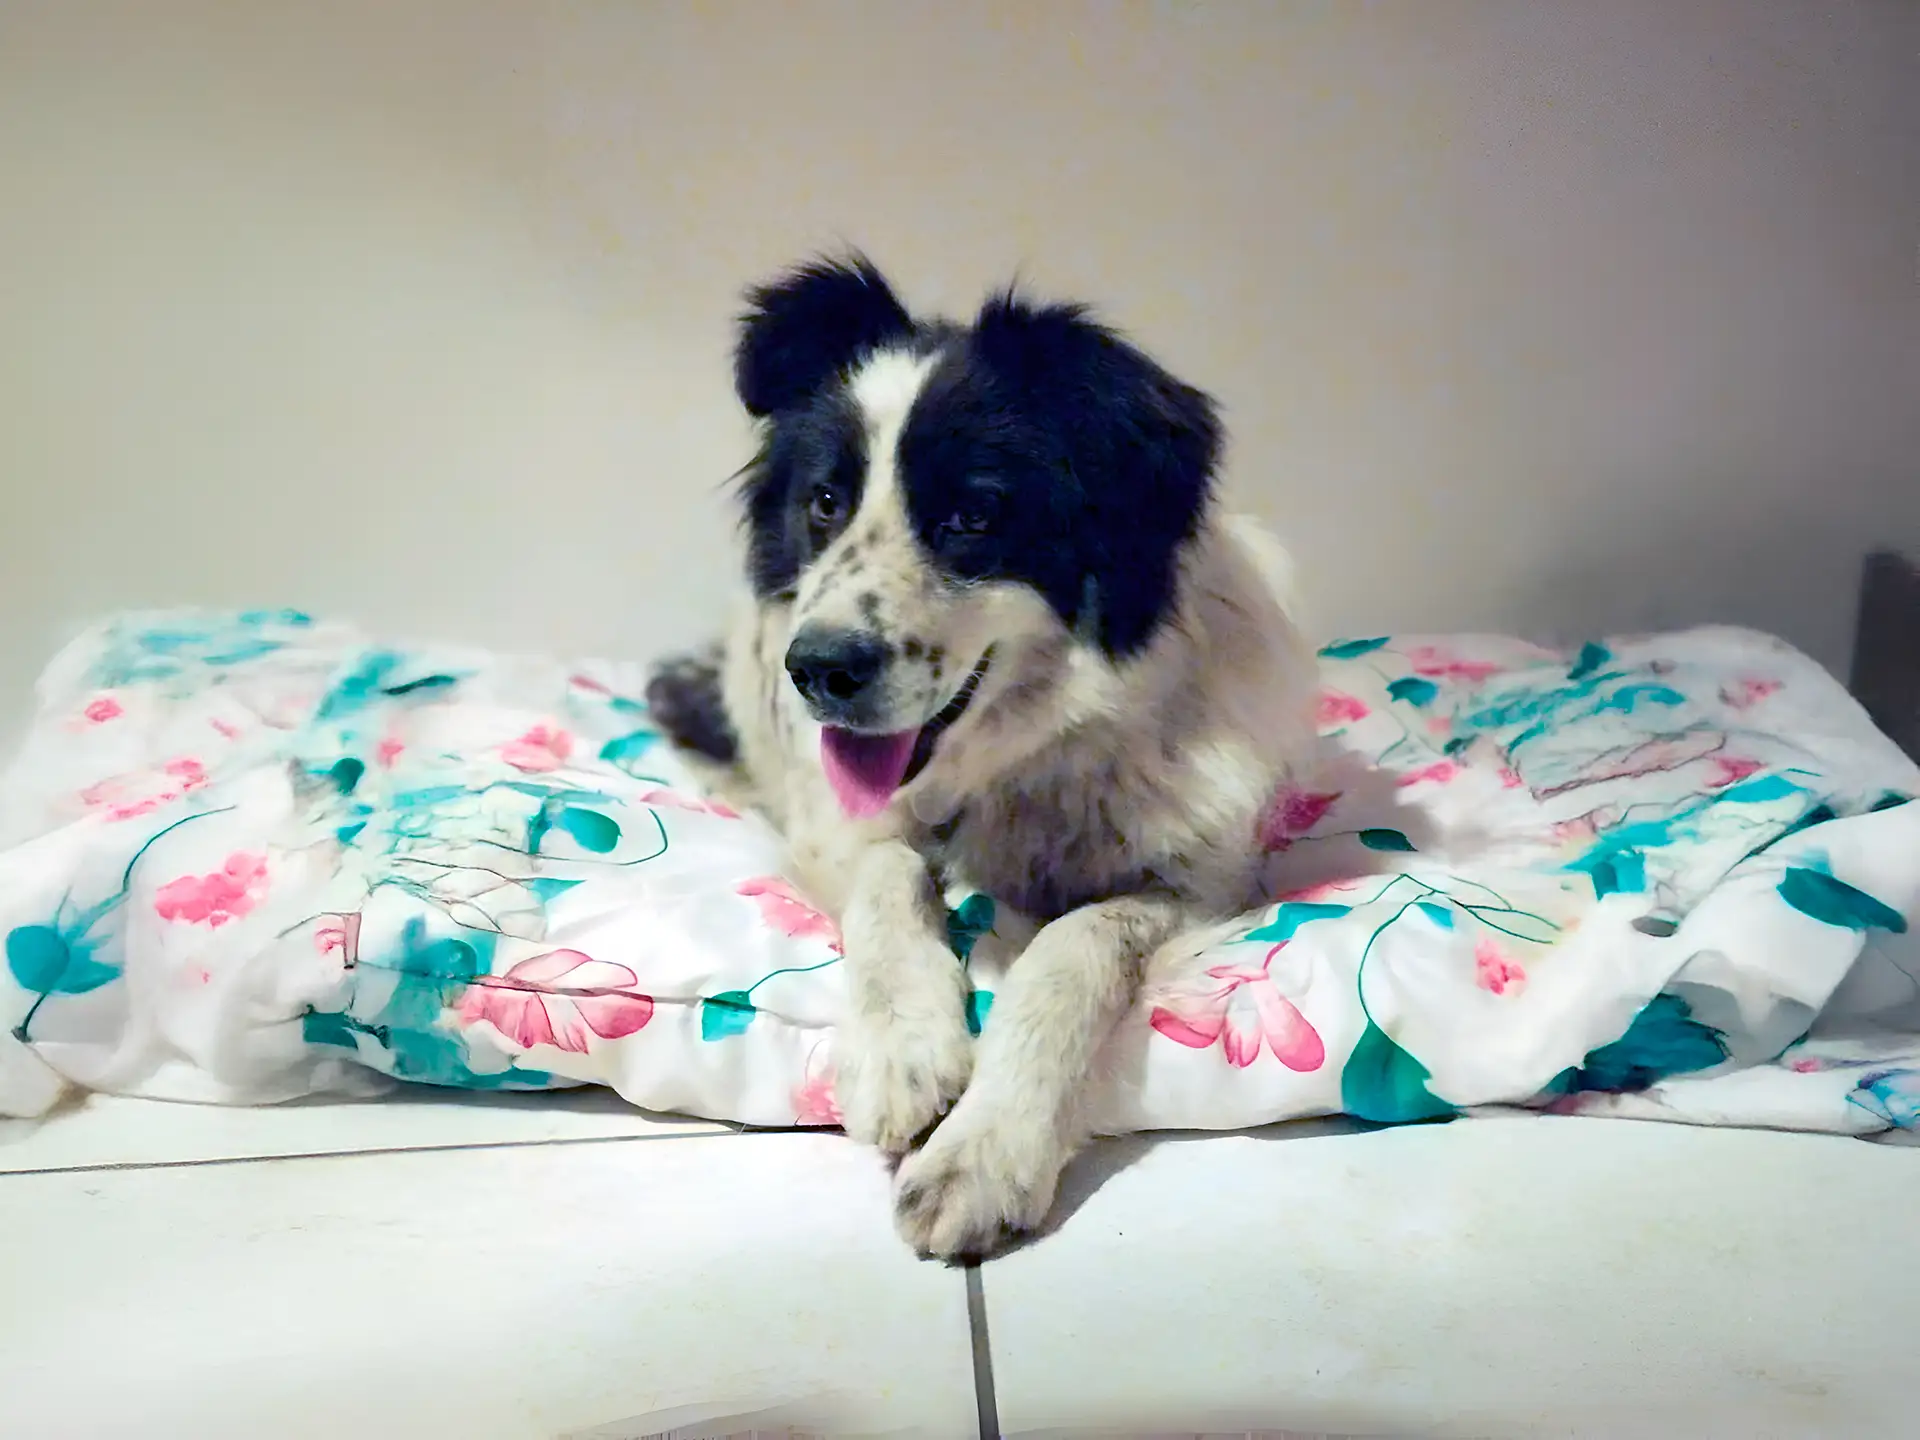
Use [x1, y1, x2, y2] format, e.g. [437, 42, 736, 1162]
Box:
[1522, 486, 1898, 669]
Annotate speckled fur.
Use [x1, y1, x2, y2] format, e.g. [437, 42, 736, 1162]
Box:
[695, 503, 1314, 1259]
[652, 270, 1317, 1259]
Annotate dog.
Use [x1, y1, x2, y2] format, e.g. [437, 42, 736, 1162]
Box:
[647, 254, 1317, 1259]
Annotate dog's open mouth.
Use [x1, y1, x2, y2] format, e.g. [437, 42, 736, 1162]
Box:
[818, 652, 992, 819]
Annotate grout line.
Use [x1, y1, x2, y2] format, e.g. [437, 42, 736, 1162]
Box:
[0, 1126, 730, 1178]
[965, 1262, 1001, 1440]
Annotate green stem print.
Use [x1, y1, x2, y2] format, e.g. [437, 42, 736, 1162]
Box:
[1314, 871, 1560, 1125]
[699, 894, 998, 1042]
[701, 955, 847, 1042]
[9, 806, 232, 1041]
[1361, 658, 1428, 766]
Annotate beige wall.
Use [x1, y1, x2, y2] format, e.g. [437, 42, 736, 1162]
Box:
[2, 0, 1915, 737]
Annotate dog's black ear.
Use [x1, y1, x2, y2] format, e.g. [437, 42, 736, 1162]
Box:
[734, 254, 915, 417]
[972, 290, 1222, 657]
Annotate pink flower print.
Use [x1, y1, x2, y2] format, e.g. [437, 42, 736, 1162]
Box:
[638, 787, 740, 821]
[154, 852, 270, 928]
[501, 724, 574, 772]
[568, 672, 610, 696]
[1551, 816, 1600, 846]
[1498, 765, 1524, 789]
[457, 950, 654, 1053]
[1149, 944, 1325, 1070]
[80, 781, 144, 820]
[1406, 646, 1503, 684]
[737, 876, 843, 950]
[209, 717, 241, 740]
[84, 696, 123, 724]
[1790, 1057, 1822, 1074]
[376, 736, 405, 768]
[1257, 788, 1340, 851]
[1720, 677, 1781, 711]
[1396, 760, 1460, 788]
[1706, 756, 1763, 789]
[1474, 938, 1526, 995]
[165, 757, 207, 786]
[792, 1043, 842, 1127]
[84, 755, 210, 821]
[314, 912, 362, 961]
[1317, 688, 1370, 727]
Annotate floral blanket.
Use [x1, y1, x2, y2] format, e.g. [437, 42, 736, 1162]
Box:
[2, 611, 1917, 1138]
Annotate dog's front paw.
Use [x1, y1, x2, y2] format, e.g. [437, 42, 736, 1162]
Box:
[834, 1012, 974, 1156]
[892, 1104, 1063, 1261]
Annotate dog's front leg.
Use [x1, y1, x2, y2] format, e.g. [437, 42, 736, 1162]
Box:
[832, 839, 976, 1156]
[892, 892, 1184, 1260]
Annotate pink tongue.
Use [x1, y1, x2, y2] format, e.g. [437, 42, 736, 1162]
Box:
[819, 728, 919, 819]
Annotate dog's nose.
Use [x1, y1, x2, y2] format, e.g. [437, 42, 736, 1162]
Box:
[785, 628, 888, 712]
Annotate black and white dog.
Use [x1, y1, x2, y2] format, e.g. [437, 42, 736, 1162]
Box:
[648, 255, 1316, 1259]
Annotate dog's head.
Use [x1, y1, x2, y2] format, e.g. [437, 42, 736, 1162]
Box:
[732, 253, 1222, 818]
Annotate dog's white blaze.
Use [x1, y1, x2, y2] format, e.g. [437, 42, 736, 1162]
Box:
[848, 347, 937, 434]
[789, 346, 941, 638]
[845, 347, 937, 537]
[788, 349, 940, 633]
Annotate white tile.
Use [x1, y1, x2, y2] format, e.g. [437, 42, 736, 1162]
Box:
[984, 1117, 1920, 1437]
[0, 1086, 726, 1173]
[0, 1132, 978, 1438]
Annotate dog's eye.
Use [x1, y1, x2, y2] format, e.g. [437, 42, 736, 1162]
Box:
[941, 495, 1000, 540]
[806, 485, 842, 528]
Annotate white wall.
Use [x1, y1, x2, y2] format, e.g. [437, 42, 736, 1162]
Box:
[2, 0, 1915, 736]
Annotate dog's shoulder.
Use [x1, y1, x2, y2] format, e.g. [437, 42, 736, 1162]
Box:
[927, 515, 1316, 917]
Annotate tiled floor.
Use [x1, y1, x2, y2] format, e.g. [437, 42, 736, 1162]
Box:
[983, 1117, 1920, 1437]
[0, 1094, 978, 1438]
[2, 1093, 1917, 1438]
[0, 1085, 727, 1174]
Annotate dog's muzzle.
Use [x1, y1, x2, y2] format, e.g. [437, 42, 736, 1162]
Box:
[784, 625, 890, 729]
[784, 626, 991, 819]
